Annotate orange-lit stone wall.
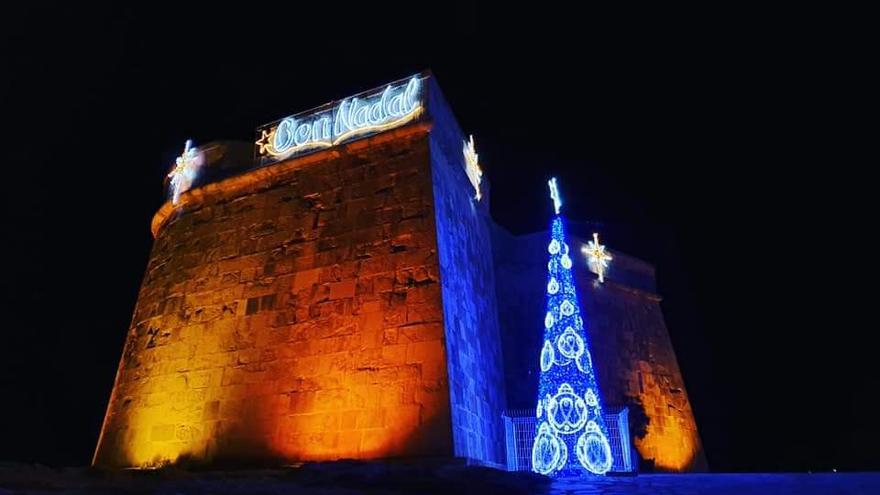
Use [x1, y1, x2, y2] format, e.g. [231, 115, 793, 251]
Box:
[93, 125, 453, 468]
[580, 270, 707, 472]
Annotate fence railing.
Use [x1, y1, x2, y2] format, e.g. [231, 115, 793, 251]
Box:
[502, 406, 634, 473]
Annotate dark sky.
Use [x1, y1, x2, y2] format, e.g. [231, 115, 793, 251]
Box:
[1, 5, 869, 472]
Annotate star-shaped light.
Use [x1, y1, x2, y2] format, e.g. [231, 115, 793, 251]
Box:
[255, 129, 274, 156]
[463, 134, 482, 200]
[581, 232, 612, 283]
[167, 139, 202, 205]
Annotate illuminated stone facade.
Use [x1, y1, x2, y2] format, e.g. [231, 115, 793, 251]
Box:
[93, 78, 507, 469]
[93, 75, 702, 471]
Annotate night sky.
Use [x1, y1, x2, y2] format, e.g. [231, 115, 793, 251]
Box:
[1, 6, 868, 472]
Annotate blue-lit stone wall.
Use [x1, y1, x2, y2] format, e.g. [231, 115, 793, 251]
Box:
[427, 79, 507, 467]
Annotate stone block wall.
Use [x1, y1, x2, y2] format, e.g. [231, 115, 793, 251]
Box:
[426, 80, 507, 467]
[93, 124, 454, 467]
[492, 227, 544, 411]
[576, 263, 707, 472]
[92, 74, 696, 472]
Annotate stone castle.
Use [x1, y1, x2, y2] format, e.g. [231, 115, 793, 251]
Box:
[92, 73, 706, 471]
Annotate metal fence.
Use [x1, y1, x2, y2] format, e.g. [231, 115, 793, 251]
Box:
[502, 406, 634, 473]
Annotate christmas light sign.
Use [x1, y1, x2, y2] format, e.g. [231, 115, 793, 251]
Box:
[255, 75, 424, 166]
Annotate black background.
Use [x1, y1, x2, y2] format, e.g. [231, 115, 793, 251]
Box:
[1, 5, 871, 472]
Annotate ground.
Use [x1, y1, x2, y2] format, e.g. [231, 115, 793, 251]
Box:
[1, 462, 877, 494]
[552, 473, 878, 494]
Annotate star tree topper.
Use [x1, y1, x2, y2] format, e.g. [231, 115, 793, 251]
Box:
[581, 233, 612, 283]
[548, 177, 562, 214]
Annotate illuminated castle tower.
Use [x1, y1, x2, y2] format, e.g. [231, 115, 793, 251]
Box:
[93, 73, 507, 468]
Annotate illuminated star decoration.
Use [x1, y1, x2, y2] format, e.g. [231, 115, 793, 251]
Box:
[255, 129, 273, 155]
[548, 177, 562, 214]
[463, 134, 483, 200]
[167, 139, 203, 206]
[581, 233, 613, 283]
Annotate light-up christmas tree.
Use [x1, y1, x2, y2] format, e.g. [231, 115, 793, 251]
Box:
[531, 178, 613, 477]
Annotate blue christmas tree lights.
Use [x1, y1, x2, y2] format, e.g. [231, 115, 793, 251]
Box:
[532, 178, 613, 477]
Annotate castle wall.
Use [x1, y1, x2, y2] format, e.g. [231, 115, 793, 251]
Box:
[576, 266, 707, 472]
[492, 224, 707, 471]
[94, 74, 701, 472]
[491, 228, 544, 412]
[426, 80, 507, 467]
[93, 125, 453, 467]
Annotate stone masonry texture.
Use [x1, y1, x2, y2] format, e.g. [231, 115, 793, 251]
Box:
[94, 75, 701, 472]
[94, 79, 508, 469]
[427, 80, 507, 467]
[93, 123, 456, 467]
